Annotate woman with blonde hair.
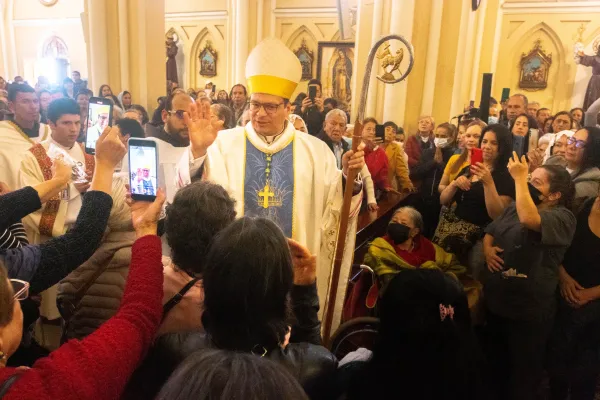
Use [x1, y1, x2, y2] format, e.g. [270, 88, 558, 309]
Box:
[438, 119, 487, 193]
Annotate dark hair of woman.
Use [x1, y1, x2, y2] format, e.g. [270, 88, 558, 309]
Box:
[128, 104, 150, 125]
[383, 121, 398, 132]
[97, 84, 112, 97]
[437, 122, 458, 142]
[510, 113, 535, 154]
[347, 269, 483, 400]
[550, 111, 573, 134]
[155, 349, 308, 400]
[570, 107, 584, 116]
[539, 165, 575, 209]
[0, 263, 14, 326]
[449, 119, 488, 175]
[150, 102, 166, 127]
[573, 127, 600, 179]
[201, 217, 293, 353]
[545, 116, 555, 133]
[165, 182, 237, 276]
[363, 117, 378, 126]
[292, 92, 307, 107]
[480, 123, 513, 171]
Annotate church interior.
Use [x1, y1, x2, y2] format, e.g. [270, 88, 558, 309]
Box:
[2, 0, 600, 399]
[1, 0, 599, 132]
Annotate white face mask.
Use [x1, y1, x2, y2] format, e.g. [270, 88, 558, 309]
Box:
[420, 135, 430, 143]
[488, 116, 499, 125]
[434, 138, 448, 148]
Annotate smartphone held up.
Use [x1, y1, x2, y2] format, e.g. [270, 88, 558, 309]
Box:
[85, 97, 113, 155]
[128, 138, 159, 202]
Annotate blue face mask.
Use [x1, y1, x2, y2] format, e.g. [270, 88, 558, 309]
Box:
[488, 116, 499, 125]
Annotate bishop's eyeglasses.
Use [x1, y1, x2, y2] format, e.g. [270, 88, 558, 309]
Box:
[249, 101, 284, 115]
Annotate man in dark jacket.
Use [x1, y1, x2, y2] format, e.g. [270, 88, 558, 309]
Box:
[316, 109, 350, 169]
[301, 79, 327, 136]
[410, 122, 457, 238]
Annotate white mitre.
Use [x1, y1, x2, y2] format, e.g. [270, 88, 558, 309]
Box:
[245, 38, 302, 100]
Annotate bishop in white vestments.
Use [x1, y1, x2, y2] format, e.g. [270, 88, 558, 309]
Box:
[176, 38, 365, 329]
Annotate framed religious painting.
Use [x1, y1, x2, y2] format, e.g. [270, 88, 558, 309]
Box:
[519, 39, 552, 90]
[294, 39, 314, 81]
[317, 42, 355, 108]
[199, 41, 217, 77]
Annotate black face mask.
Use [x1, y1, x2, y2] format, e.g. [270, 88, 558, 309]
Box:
[528, 183, 544, 205]
[387, 223, 411, 244]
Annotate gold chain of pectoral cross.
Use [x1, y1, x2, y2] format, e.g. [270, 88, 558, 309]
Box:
[258, 153, 275, 209]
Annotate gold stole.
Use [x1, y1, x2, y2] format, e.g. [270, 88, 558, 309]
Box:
[29, 143, 95, 237]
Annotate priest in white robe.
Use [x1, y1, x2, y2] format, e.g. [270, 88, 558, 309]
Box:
[0, 84, 50, 189]
[176, 38, 365, 331]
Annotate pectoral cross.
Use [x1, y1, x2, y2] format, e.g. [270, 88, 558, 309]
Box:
[258, 183, 275, 209]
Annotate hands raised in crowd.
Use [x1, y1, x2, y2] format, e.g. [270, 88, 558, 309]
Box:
[507, 151, 529, 182]
[126, 187, 166, 238]
[288, 239, 317, 286]
[301, 96, 324, 113]
[186, 101, 224, 159]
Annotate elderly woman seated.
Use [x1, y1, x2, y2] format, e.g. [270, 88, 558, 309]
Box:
[362, 207, 482, 324]
[364, 207, 467, 289]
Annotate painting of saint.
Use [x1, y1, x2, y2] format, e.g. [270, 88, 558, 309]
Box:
[332, 49, 353, 104]
[317, 42, 355, 107]
[199, 41, 218, 77]
[519, 39, 552, 90]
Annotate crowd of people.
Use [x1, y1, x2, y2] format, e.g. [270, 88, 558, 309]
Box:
[1, 34, 600, 400]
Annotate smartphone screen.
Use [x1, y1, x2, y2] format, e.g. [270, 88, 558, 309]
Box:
[469, 100, 475, 108]
[513, 135, 526, 158]
[471, 148, 483, 165]
[85, 97, 113, 155]
[375, 124, 385, 141]
[501, 88, 511, 103]
[128, 139, 158, 202]
[308, 85, 317, 101]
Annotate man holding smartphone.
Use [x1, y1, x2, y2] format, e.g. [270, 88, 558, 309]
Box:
[300, 79, 326, 136]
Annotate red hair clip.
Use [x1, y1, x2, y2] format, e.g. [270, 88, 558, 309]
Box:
[439, 304, 455, 321]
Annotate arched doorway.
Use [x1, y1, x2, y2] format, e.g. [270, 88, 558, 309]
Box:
[37, 35, 70, 85]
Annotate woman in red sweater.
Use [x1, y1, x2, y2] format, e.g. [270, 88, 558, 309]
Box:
[0, 126, 166, 400]
[362, 117, 391, 192]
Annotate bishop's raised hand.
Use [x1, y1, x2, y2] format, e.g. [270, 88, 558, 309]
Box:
[186, 101, 224, 159]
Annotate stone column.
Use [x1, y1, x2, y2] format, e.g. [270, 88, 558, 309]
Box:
[234, 0, 250, 85]
[84, 0, 109, 93]
[126, 0, 165, 113]
[420, 0, 444, 116]
[365, 0, 383, 119]
[84, 0, 164, 113]
[382, 0, 415, 124]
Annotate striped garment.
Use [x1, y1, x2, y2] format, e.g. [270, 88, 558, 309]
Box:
[0, 222, 29, 250]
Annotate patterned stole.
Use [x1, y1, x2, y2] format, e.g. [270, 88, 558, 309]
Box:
[243, 135, 295, 237]
[29, 143, 95, 237]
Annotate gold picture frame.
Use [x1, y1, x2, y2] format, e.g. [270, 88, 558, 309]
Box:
[519, 39, 552, 90]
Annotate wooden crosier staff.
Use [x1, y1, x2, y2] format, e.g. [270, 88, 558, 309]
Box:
[322, 35, 415, 344]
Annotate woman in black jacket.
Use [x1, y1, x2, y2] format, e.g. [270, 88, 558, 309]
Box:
[127, 218, 335, 400]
